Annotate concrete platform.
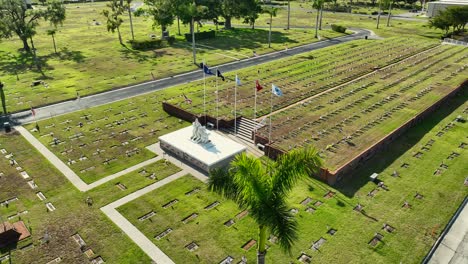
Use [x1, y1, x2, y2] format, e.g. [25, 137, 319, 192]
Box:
[159, 126, 246, 173]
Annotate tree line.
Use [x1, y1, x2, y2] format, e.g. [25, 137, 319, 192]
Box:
[429, 6, 468, 36]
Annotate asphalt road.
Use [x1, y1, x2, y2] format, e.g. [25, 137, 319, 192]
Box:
[3, 28, 371, 126]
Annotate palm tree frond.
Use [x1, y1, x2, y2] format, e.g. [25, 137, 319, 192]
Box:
[266, 199, 298, 254]
[271, 147, 322, 198]
[231, 153, 268, 207]
[208, 168, 240, 202]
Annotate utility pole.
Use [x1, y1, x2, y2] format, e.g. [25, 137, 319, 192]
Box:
[386, 1, 392, 27]
[376, 0, 382, 29]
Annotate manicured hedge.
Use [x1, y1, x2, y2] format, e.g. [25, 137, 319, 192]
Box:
[129, 36, 175, 50]
[331, 24, 347, 33]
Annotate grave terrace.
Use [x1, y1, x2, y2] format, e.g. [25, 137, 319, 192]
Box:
[163, 37, 468, 183]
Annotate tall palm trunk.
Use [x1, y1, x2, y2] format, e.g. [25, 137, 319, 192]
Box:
[51, 33, 57, 53]
[268, 15, 272, 48]
[29, 37, 42, 74]
[128, 9, 135, 40]
[177, 17, 181, 35]
[117, 26, 123, 45]
[319, 6, 323, 30]
[376, 1, 382, 29]
[386, 1, 393, 27]
[286, 0, 290, 30]
[314, 8, 320, 38]
[191, 19, 196, 64]
[257, 225, 268, 264]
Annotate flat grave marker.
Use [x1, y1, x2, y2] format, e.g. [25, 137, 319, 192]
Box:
[241, 239, 256, 251]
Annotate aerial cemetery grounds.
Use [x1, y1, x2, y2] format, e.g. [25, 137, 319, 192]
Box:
[1, 0, 467, 263]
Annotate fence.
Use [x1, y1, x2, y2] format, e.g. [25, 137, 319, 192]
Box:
[442, 38, 468, 47]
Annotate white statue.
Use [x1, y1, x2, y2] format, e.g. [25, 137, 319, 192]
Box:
[191, 118, 210, 144]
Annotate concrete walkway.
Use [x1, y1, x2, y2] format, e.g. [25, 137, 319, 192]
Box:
[427, 198, 468, 264]
[101, 142, 210, 263]
[101, 171, 187, 264]
[15, 125, 174, 192]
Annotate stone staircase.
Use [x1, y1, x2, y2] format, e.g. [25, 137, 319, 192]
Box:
[223, 117, 265, 144]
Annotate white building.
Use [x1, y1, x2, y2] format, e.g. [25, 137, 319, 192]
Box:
[427, 0, 468, 17]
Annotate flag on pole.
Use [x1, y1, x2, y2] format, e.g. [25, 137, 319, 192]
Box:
[183, 93, 192, 104]
[235, 75, 241, 86]
[216, 69, 225, 81]
[272, 84, 283, 96]
[202, 63, 215, 75]
[30, 106, 36, 117]
[256, 80, 263, 92]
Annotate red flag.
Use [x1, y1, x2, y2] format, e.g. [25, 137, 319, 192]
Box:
[256, 80, 263, 92]
[31, 106, 36, 117]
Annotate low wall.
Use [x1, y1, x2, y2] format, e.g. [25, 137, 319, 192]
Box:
[162, 102, 240, 128]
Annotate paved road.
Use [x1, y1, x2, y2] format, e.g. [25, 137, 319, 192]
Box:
[3, 28, 371, 126]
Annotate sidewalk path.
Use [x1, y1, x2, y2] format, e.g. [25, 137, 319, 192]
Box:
[15, 125, 174, 192]
[101, 143, 209, 264]
[5, 28, 371, 125]
[427, 198, 468, 264]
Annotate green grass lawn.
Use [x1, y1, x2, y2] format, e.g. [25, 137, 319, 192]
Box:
[86, 159, 182, 207]
[117, 91, 468, 263]
[0, 131, 150, 264]
[0, 2, 343, 114]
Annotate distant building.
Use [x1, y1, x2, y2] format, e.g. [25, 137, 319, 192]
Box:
[427, 0, 468, 17]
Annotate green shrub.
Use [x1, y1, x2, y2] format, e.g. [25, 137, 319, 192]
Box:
[331, 24, 347, 33]
[129, 36, 175, 50]
[185, 30, 215, 42]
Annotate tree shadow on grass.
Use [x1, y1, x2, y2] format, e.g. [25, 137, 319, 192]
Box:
[0, 48, 86, 79]
[334, 87, 468, 198]
[172, 28, 299, 53]
[119, 47, 153, 63]
[53, 47, 86, 63]
[205, 28, 299, 51]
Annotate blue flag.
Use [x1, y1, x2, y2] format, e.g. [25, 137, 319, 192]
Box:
[235, 75, 241, 86]
[203, 63, 214, 75]
[272, 84, 283, 96]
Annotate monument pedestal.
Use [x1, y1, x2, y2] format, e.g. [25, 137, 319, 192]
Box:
[159, 126, 246, 173]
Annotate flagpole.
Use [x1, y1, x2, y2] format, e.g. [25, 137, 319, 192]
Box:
[216, 67, 219, 130]
[254, 81, 257, 120]
[269, 86, 273, 144]
[234, 74, 237, 136]
[203, 59, 206, 125]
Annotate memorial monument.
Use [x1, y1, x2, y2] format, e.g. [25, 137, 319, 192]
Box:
[159, 118, 246, 173]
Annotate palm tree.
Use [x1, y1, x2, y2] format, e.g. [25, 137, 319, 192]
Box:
[263, 7, 278, 48]
[102, 0, 125, 45]
[124, 0, 135, 40]
[209, 148, 322, 264]
[312, 0, 324, 38]
[286, 0, 290, 30]
[376, 0, 382, 29]
[386, 0, 393, 27]
[47, 29, 57, 53]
